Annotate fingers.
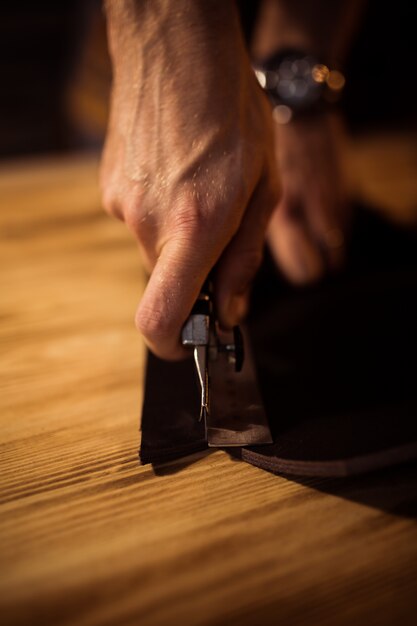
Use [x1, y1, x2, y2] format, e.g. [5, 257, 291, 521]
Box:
[268, 161, 347, 284]
[215, 174, 278, 328]
[303, 175, 347, 272]
[268, 189, 349, 285]
[267, 195, 325, 284]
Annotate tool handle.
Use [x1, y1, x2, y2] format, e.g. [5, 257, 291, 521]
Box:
[181, 275, 213, 347]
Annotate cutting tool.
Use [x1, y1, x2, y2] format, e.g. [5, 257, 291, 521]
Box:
[181, 280, 272, 447]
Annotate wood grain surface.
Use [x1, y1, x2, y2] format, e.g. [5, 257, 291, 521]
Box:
[1, 136, 417, 626]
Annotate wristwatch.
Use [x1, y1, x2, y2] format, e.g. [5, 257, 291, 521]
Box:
[253, 49, 345, 123]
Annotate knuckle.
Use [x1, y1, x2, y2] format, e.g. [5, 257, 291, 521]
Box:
[171, 198, 209, 238]
[100, 172, 146, 228]
[124, 206, 143, 237]
[170, 190, 239, 248]
[101, 187, 119, 218]
[123, 188, 162, 244]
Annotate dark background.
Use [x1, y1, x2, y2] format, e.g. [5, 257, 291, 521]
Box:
[0, 0, 416, 158]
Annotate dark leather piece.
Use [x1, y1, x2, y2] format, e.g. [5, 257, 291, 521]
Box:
[139, 353, 206, 464]
[140, 205, 417, 476]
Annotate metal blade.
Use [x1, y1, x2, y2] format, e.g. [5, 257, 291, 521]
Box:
[206, 327, 272, 447]
[193, 345, 209, 424]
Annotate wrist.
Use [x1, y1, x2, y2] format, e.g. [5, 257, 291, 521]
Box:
[105, 0, 244, 70]
[254, 49, 345, 125]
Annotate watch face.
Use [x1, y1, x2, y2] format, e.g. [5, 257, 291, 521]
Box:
[276, 56, 322, 108]
[263, 52, 326, 110]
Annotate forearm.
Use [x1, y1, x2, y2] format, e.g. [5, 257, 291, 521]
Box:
[104, 0, 254, 146]
[252, 0, 366, 63]
[104, 0, 247, 86]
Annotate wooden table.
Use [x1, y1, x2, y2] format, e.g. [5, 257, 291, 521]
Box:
[1, 137, 417, 626]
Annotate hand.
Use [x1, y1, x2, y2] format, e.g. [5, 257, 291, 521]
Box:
[268, 112, 350, 284]
[100, 0, 278, 359]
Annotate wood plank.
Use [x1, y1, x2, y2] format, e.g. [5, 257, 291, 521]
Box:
[1, 141, 417, 626]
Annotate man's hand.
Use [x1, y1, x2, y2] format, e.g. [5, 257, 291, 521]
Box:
[100, 0, 278, 360]
[268, 112, 349, 284]
[250, 0, 362, 285]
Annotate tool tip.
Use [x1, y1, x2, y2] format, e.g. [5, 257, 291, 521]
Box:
[199, 405, 209, 422]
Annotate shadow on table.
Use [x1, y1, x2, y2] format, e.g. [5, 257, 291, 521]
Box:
[150, 449, 213, 476]
[291, 461, 417, 519]
[150, 451, 417, 519]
